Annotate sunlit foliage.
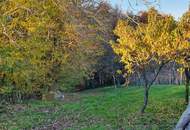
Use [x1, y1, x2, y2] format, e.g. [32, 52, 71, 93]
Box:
[112, 8, 190, 76]
[111, 8, 190, 113]
[0, 0, 104, 96]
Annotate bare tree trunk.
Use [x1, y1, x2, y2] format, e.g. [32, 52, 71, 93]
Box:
[99, 73, 102, 86]
[140, 62, 166, 113]
[172, 63, 176, 85]
[186, 78, 189, 105]
[180, 71, 183, 85]
[185, 68, 190, 104]
[141, 69, 150, 114]
[141, 86, 149, 113]
[113, 74, 117, 88]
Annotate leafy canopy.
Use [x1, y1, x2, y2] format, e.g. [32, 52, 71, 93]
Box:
[111, 8, 190, 74]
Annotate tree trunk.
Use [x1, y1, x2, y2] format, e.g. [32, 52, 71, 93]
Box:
[186, 77, 189, 105]
[141, 86, 149, 113]
[99, 73, 102, 86]
[185, 68, 190, 104]
[140, 62, 165, 113]
[113, 74, 117, 88]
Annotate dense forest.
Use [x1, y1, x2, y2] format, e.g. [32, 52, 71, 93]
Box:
[0, 0, 124, 100]
[1, 0, 190, 129]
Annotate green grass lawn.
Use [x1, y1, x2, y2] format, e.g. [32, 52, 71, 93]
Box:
[0, 85, 187, 130]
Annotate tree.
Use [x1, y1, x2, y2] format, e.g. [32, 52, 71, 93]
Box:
[176, 11, 190, 104]
[111, 8, 186, 113]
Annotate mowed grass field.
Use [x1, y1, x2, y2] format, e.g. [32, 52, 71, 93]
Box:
[0, 85, 187, 130]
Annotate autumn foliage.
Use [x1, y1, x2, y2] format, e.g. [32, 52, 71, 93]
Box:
[111, 8, 190, 112]
[0, 0, 116, 100]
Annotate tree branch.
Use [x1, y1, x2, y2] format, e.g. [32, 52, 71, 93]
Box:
[148, 60, 169, 88]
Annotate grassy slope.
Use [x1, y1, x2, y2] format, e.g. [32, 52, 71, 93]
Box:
[0, 85, 187, 130]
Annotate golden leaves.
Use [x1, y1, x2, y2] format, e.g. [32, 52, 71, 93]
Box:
[112, 8, 190, 74]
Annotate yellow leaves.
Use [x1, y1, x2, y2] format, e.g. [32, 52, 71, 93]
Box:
[173, 11, 190, 67]
[112, 8, 190, 76]
[0, 56, 2, 65]
[116, 70, 122, 75]
[20, 17, 40, 33]
[0, 0, 112, 93]
[0, 0, 62, 41]
[112, 8, 182, 73]
[63, 23, 79, 42]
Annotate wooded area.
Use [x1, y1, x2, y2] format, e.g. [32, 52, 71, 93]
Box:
[0, 0, 124, 101]
[1, 0, 190, 129]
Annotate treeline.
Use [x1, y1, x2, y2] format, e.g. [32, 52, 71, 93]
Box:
[0, 0, 126, 102]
